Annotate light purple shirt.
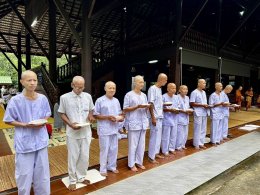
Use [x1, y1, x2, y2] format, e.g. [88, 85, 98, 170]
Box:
[3, 93, 51, 153]
[148, 85, 163, 119]
[94, 95, 122, 135]
[221, 91, 230, 117]
[177, 94, 190, 125]
[162, 93, 179, 126]
[209, 92, 224, 120]
[190, 89, 208, 117]
[123, 91, 149, 131]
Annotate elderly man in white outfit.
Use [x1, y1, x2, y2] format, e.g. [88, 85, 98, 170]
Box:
[190, 79, 209, 150]
[162, 83, 180, 156]
[209, 82, 224, 146]
[123, 75, 150, 172]
[148, 73, 168, 163]
[221, 85, 233, 140]
[176, 85, 193, 150]
[94, 81, 124, 176]
[58, 76, 95, 191]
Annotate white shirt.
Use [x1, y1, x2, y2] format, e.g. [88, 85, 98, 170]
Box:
[162, 93, 179, 126]
[221, 91, 230, 117]
[177, 94, 190, 125]
[123, 91, 149, 130]
[58, 91, 94, 139]
[148, 85, 163, 119]
[190, 89, 208, 117]
[209, 92, 224, 120]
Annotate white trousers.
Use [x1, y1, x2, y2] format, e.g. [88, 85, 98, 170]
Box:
[176, 125, 189, 149]
[128, 130, 146, 167]
[222, 116, 229, 139]
[210, 119, 223, 143]
[148, 119, 162, 160]
[161, 125, 177, 154]
[15, 147, 50, 195]
[67, 133, 91, 184]
[99, 134, 118, 174]
[193, 116, 207, 147]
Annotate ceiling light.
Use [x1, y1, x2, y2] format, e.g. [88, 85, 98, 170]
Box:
[239, 10, 244, 16]
[31, 17, 38, 27]
[148, 60, 158, 64]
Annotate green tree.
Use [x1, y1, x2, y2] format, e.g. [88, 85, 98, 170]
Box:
[0, 53, 68, 87]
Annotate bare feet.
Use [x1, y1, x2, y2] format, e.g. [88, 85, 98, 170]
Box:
[182, 147, 187, 150]
[199, 145, 207, 149]
[163, 153, 170, 157]
[169, 150, 177, 155]
[195, 146, 200, 150]
[100, 172, 108, 177]
[136, 164, 146, 170]
[82, 179, 91, 185]
[109, 169, 119, 174]
[155, 154, 165, 159]
[68, 184, 76, 191]
[130, 166, 138, 172]
[148, 157, 159, 164]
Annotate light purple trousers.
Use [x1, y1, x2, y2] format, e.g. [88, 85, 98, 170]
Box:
[99, 134, 118, 174]
[176, 125, 189, 149]
[15, 147, 50, 195]
[128, 130, 146, 167]
[161, 125, 177, 154]
[148, 119, 162, 160]
[210, 119, 223, 144]
[222, 116, 229, 139]
[193, 116, 207, 147]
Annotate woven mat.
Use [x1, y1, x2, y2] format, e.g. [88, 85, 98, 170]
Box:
[0, 135, 141, 192]
[2, 128, 67, 154]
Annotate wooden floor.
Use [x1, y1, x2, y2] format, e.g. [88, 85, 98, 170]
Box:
[6, 124, 253, 195]
[1, 107, 260, 194]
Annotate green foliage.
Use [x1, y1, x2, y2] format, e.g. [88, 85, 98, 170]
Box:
[0, 53, 68, 86]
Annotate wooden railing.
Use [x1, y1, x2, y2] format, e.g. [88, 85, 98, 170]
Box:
[57, 46, 118, 82]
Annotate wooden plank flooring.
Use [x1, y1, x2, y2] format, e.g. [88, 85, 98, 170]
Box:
[5, 124, 252, 195]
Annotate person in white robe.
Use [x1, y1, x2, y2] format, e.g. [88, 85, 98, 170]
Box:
[94, 81, 124, 176]
[58, 76, 95, 191]
[123, 75, 150, 171]
[162, 83, 179, 156]
[148, 73, 168, 163]
[221, 85, 233, 140]
[3, 70, 51, 195]
[190, 79, 209, 149]
[176, 85, 193, 150]
[209, 82, 224, 146]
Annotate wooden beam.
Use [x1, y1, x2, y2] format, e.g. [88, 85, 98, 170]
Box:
[0, 32, 26, 69]
[53, 0, 82, 48]
[5, 0, 50, 59]
[0, 47, 18, 71]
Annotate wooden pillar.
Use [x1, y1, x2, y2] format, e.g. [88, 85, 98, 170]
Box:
[49, 0, 57, 83]
[17, 32, 22, 92]
[169, 0, 183, 88]
[81, 0, 92, 93]
[26, 33, 31, 70]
